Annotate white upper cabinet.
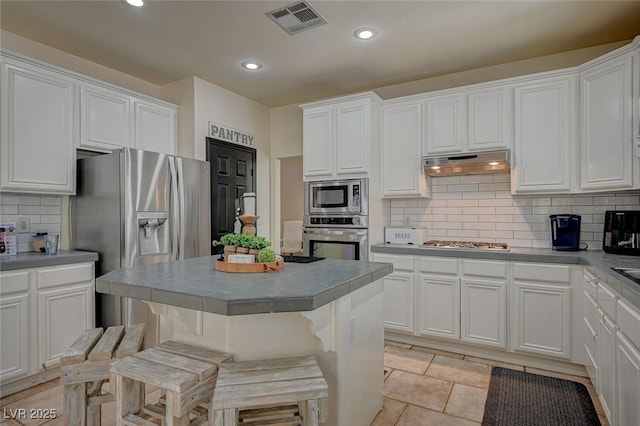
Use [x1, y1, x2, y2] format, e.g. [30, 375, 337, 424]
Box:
[381, 101, 428, 198]
[1, 56, 76, 194]
[302, 105, 334, 178]
[301, 93, 380, 180]
[80, 83, 177, 155]
[511, 74, 577, 194]
[423, 86, 512, 155]
[80, 83, 133, 152]
[467, 87, 512, 152]
[134, 100, 177, 155]
[579, 52, 634, 191]
[424, 94, 464, 154]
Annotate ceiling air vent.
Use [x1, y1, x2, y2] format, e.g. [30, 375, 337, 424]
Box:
[266, 1, 327, 35]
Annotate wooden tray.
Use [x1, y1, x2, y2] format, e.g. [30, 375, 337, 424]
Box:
[215, 259, 284, 273]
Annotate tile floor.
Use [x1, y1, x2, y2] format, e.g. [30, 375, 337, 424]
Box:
[374, 341, 608, 426]
[0, 341, 608, 426]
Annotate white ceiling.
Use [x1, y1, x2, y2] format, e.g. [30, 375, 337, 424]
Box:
[2, 0, 640, 107]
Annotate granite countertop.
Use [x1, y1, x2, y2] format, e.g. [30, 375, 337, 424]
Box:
[0, 250, 99, 271]
[371, 243, 640, 308]
[96, 256, 393, 316]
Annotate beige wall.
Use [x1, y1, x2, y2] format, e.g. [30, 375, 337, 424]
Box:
[279, 156, 304, 233]
[1, 30, 162, 99]
[191, 77, 272, 239]
[160, 77, 196, 159]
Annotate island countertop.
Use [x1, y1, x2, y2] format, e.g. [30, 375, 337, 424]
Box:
[96, 256, 393, 316]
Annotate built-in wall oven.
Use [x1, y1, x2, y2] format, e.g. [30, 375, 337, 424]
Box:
[303, 178, 369, 261]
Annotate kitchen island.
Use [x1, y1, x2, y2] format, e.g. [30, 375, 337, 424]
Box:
[96, 256, 393, 426]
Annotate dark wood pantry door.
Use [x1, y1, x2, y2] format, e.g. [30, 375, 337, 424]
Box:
[206, 138, 256, 255]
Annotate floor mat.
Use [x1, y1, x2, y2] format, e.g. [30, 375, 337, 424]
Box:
[481, 367, 600, 426]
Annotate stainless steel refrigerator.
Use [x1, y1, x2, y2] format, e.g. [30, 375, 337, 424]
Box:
[72, 148, 210, 346]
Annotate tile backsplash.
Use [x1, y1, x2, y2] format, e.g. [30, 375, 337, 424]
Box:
[386, 175, 640, 250]
[0, 193, 62, 252]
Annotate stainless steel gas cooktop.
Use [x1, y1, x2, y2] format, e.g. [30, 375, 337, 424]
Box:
[422, 240, 509, 251]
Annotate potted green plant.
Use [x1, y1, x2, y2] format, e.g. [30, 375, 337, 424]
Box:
[248, 236, 271, 256]
[236, 234, 251, 254]
[220, 233, 240, 255]
[257, 247, 277, 263]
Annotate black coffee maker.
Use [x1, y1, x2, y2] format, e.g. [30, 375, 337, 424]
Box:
[603, 211, 640, 256]
[550, 214, 582, 251]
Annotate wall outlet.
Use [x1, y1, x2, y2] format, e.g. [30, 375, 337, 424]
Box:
[404, 216, 411, 226]
[16, 216, 30, 233]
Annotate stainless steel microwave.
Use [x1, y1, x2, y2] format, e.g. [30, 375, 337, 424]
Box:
[304, 178, 368, 216]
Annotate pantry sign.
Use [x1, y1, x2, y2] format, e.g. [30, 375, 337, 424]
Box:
[209, 122, 255, 147]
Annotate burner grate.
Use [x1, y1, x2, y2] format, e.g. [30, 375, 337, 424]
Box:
[422, 240, 509, 251]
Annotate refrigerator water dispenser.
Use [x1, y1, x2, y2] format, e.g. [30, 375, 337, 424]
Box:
[138, 212, 170, 256]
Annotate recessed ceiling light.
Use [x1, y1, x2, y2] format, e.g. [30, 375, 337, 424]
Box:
[242, 61, 262, 70]
[354, 28, 377, 40]
[126, 0, 144, 7]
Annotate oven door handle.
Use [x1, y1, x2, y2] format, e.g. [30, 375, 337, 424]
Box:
[303, 228, 368, 236]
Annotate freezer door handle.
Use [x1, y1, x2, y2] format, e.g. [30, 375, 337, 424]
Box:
[169, 156, 180, 261]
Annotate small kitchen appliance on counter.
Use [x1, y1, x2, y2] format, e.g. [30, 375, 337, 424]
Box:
[550, 214, 582, 251]
[385, 227, 428, 245]
[603, 210, 640, 256]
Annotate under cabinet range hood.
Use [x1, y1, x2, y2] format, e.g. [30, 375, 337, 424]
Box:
[423, 149, 511, 177]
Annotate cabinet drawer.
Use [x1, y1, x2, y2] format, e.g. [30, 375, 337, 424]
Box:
[512, 262, 571, 284]
[372, 254, 414, 271]
[462, 260, 507, 278]
[597, 282, 617, 320]
[37, 263, 93, 289]
[583, 290, 600, 331]
[618, 299, 640, 349]
[0, 270, 30, 295]
[583, 276, 598, 300]
[419, 257, 458, 275]
[583, 316, 598, 360]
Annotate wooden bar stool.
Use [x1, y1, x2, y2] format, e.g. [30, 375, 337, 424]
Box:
[110, 341, 234, 426]
[211, 356, 329, 426]
[60, 324, 146, 426]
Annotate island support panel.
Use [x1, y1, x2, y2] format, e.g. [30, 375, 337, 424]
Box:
[148, 279, 384, 426]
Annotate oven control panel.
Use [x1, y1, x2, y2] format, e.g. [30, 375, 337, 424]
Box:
[304, 215, 368, 228]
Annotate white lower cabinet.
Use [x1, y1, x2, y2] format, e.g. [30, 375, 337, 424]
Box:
[0, 263, 94, 393]
[583, 290, 600, 386]
[599, 312, 617, 425]
[38, 282, 93, 369]
[372, 254, 415, 333]
[418, 257, 459, 340]
[0, 292, 30, 383]
[460, 260, 507, 349]
[616, 298, 640, 426]
[510, 263, 572, 359]
[616, 331, 640, 426]
[461, 278, 507, 349]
